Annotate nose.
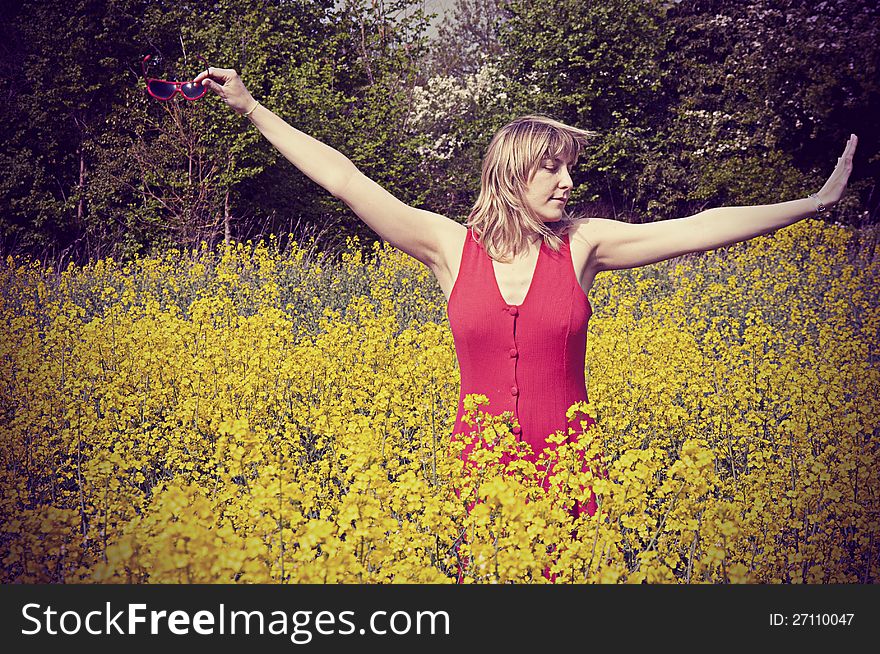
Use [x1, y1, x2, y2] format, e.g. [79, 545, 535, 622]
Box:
[558, 165, 573, 190]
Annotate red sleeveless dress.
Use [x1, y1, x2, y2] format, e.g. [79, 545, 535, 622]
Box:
[447, 227, 600, 519]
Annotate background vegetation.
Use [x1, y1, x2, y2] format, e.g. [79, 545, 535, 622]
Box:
[1, 0, 877, 268]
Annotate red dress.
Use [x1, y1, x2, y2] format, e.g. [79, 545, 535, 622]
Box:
[447, 226, 601, 518]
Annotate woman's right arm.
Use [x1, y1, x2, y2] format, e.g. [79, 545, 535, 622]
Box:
[193, 66, 454, 268]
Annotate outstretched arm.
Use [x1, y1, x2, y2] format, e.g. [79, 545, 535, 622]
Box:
[587, 135, 858, 272]
[193, 66, 452, 267]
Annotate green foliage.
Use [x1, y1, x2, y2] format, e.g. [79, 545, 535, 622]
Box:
[655, 0, 880, 219]
[0, 0, 876, 266]
[489, 0, 878, 223]
[496, 0, 670, 218]
[0, 0, 431, 264]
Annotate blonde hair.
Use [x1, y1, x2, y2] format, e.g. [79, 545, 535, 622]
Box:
[466, 114, 595, 262]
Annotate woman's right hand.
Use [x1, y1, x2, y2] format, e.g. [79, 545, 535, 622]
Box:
[192, 66, 257, 115]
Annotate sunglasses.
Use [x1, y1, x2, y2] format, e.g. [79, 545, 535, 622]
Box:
[141, 54, 208, 101]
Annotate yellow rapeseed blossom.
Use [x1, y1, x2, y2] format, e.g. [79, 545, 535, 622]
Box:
[0, 220, 877, 583]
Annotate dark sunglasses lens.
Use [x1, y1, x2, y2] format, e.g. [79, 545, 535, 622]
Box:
[181, 82, 206, 99]
[148, 81, 176, 99]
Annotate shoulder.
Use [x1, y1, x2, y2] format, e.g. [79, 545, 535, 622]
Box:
[438, 219, 468, 250]
[566, 216, 615, 251]
[565, 216, 619, 275]
[432, 219, 469, 270]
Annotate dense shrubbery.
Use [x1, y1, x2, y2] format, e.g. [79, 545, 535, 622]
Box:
[1, 0, 877, 265]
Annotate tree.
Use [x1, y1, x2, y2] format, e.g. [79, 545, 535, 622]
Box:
[654, 0, 879, 222]
[0, 0, 149, 262]
[499, 0, 672, 221]
[495, 0, 877, 224]
[407, 61, 515, 219]
[425, 0, 507, 78]
[0, 0, 434, 264]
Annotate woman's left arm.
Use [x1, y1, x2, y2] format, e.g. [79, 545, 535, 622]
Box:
[588, 135, 858, 272]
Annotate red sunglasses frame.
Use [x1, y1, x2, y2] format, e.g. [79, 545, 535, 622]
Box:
[141, 54, 209, 101]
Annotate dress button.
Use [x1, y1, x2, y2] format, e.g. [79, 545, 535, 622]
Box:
[510, 386, 519, 396]
[509, 348, 518, 358]
[508, 306, 519, 316]
[512, 425, 522, 436]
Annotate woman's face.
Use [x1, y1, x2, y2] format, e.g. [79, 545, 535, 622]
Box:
[523, 156, 574, 223]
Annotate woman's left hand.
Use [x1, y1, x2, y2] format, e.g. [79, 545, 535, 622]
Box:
[816, 134, 858, 207]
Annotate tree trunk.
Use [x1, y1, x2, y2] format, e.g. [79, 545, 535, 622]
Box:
[224, 189, 231, 245]
[77, 148, 86, 226]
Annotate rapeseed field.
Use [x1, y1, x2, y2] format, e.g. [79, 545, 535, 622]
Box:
[1, 219, 877, 583]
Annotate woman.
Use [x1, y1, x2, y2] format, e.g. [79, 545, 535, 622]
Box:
[194, 66, 857, 579]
